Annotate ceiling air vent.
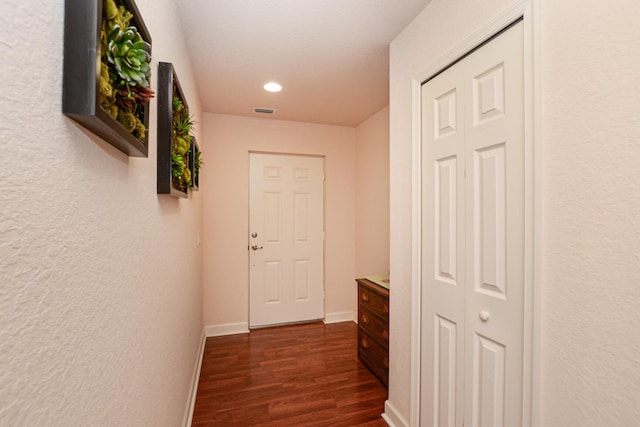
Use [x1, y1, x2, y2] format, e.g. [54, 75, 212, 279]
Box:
[253, 107, 276, 115]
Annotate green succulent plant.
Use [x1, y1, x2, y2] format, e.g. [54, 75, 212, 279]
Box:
[172, 96, 184, 112]
[172, 153, 185, 178]
[104, 0, 119, 20]
[175, 135, 191, 156]
[194, 150, 203, 171]
[194, 150, 203, 182]
[98, 0, 152, 143]
[171, 100, 195, 190]
[182, 167, 192, 186]
[104, 0, 132, 28]
[174, 112, 195, 136]
[106, 24, 152, 88]
[170, 87, 200, 190]
[171, 152, 192, 189]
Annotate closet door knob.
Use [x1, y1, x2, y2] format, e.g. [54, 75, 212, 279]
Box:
[479, 310, 490, 321]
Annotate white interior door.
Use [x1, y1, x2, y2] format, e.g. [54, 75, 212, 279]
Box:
[249, 153, 325, 328]
[421, 21, 526, 427]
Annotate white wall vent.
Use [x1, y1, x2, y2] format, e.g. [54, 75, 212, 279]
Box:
[253, 107, 277, 115]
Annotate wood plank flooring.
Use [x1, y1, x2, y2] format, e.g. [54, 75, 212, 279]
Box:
[192, 321, 388, 426]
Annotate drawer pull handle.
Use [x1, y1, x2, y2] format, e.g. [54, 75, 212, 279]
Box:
[361, 292, 369, 302]
[361, 337, 370, 349]
[382, 330, 389, 340]
[361, 314, 369, 324]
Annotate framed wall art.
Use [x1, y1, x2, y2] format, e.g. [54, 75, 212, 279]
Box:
[157, 62, 196, 198]
[63, 0, 153, 157]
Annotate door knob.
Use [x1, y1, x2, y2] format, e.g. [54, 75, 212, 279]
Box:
[251, 245, 264, 250]
[251, 232, 258, 238]
[479, 310, 490, 321]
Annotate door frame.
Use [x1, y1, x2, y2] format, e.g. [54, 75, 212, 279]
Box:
[408, 1, 541, 425]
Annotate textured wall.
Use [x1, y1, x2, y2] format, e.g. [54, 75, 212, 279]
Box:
[355, 107, 390, 278]
[389, 0, 640, 425]
[0, 1, 203, 425]
[540, 1, 640, 425]
[201, 114, 357, 328]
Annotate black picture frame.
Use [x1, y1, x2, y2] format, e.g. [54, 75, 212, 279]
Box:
[157, 62, 191, 198]
[62, 0, 152, 157]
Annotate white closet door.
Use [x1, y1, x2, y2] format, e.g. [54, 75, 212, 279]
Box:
[421, 54, 467, 427]
[421, 21, 525, 427]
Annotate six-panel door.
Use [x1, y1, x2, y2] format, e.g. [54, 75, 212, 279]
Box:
[421, 21, 525, 427]
[249, 153, 325, 328]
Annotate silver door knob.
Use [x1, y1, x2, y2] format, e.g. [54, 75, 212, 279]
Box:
[251, 245, 264, 250]
[479, 310, 490, 321]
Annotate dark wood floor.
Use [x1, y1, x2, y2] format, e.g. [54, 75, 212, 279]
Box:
[192, 321, 388, 426]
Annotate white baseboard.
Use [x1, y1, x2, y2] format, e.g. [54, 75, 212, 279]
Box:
[323, 311, 356, 324]
[382, 400, 409, 427]
[183, 331, 206, 427]
[204, 322, 250, 337]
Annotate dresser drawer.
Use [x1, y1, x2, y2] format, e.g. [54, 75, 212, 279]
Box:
[358, 283, 389, 320]
[359, 306, 389, 349]
[358, 328, 389, 387]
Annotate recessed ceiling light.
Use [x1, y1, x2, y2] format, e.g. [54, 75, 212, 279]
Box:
[263, 82, 282, 93]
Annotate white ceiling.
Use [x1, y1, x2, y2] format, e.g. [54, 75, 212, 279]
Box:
[175, 0, 431, 127]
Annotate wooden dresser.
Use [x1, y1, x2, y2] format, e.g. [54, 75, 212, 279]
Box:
[356, 278, 389, 387]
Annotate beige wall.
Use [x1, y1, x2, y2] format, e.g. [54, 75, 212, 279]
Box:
[355, 107, 390, 278]
[201, 114, 357, 328]
[0, 0, 204, 425]
[389, 0, 640, 425]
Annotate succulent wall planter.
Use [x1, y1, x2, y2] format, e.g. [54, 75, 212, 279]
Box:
[63, 0, 153, 157]
[157, 62, 196, 198]
[189, 137, 201, 191]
